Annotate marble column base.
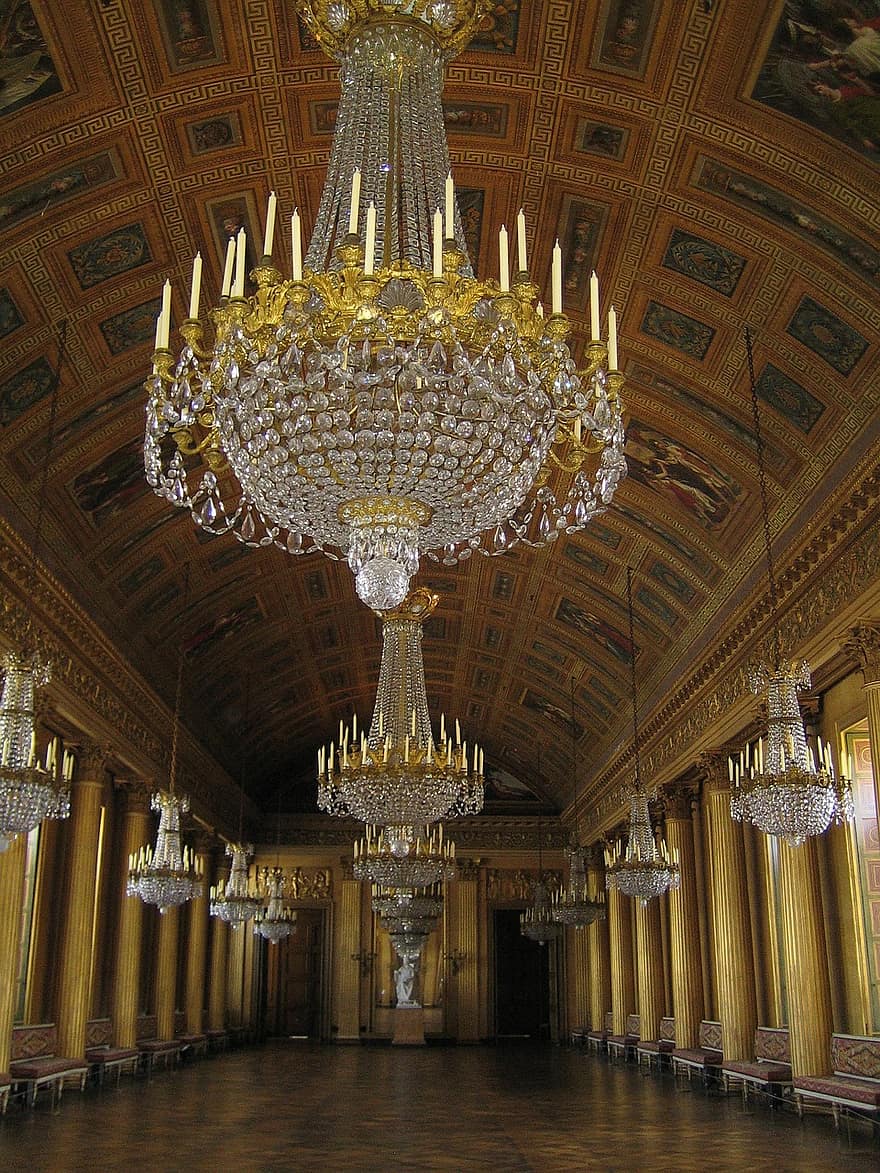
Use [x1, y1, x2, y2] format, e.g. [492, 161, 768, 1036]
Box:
[392, 1006, 425, 1046]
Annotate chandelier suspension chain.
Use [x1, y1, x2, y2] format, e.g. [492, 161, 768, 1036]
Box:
[745, 328, 781, 668]
[625, 567, 642, 792]
[168, 565, 190, 797]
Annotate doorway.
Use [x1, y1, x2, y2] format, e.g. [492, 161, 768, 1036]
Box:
[493, 908, 551, 1039]
[264, 908, 325, 1038]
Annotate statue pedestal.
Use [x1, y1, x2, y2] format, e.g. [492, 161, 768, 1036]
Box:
[392, 1006, 425, 1046]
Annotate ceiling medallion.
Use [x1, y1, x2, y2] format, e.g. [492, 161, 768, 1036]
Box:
[144, 0, 626, 610]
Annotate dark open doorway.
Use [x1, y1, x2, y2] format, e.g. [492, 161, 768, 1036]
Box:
[493, 908, 551, 1040]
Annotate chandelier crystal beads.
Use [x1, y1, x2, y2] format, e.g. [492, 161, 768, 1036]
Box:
[0, 650, 71, 850]
[126, 791, 203, 914]
[552, 844, 605, 928]
[317, 589, 483, 837]
[520, 878, 563, 944]
[729, 662, 854, 847]
[253, 866, 297, 943]
[144, 1, 625, 611]
[354, 823, 456, 888]
[210, 842, 263, 927]
[605, 788, 680, 906]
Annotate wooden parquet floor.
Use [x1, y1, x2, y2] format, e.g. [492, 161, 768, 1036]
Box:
[0, 1042, 876, 1172]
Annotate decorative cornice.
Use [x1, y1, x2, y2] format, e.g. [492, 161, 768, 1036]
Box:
[274, 814, 568, 851]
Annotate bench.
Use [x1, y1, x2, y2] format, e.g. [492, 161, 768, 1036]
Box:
[136, 1014, 182, 1077]
[722, 1027, 791, 1102]
[9, 1024, 88, 1108]
[173, 1010, 208, 1062]
[569, 1025, 590, 1046]
[794, 1033, 880, 1128]
[85, 1018, 139, 1087]
[637, 1017, 676, 1070]
[607, 1014, 640, 1063]
[586, 1012, 613, 1054]
[0, 1073, 10, 1114]
[671, 1020, 723, 1083]
[206, 1028, 229, 1054]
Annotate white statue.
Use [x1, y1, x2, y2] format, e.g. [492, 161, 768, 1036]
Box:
[394, 955, 417, 1007]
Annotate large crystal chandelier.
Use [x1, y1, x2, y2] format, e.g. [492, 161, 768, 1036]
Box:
[728, 331, 853, 847]
[317, 589, 483, 849]
[521, 878, 563, 944]
[552, 681, 605, 928]
[144, 0, 626, 612]
[126, 790, 203, 913]
[253, 866, 297, 944]
[373, 884, 443, 967]
[210, 842, 263, 927]
[605, 570, 679, 905]
[354, 823, 456, 888]
[0, 651, 71, 850]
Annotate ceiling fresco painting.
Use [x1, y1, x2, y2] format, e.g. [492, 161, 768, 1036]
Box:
[0, 0, 877, 828]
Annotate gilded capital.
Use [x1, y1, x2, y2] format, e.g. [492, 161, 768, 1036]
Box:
[73, 739, 112, 781]
[115, 777, 154, 814]
[456, 857, 481, 883]
[696, 751, 729, 792]
[662, 783, 699, 821]
[845, 621, 880, 686]
[340, 856, 357, 881]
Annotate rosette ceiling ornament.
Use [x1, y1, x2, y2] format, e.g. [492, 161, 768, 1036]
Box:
[144, 0, 626, 611]
[317, 588, 483, 854]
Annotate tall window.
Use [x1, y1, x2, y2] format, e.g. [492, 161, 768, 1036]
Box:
[14, 826, 42, 1022]
[846, 724, 879, 1032]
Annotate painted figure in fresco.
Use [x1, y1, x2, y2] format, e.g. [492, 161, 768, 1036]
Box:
[625, 421, 740, 529]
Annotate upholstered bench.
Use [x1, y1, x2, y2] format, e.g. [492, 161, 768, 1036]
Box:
[85, 1019, 139, 1087]
[0, 1072, 11, 1114]
[569, 1025, 590, 1046]
[136, 1014, 181, 1077]
[607, 1014, 640, 1063]
[176, 1032, 208, 1061]
[206, 1029, 229, 1053]
[586, 1012, 613, 1054]
[671, 1020, 723, 1083]
[722, 1027, 791, 1102]
[637, 1017, 676, 1070]
[794, 1033, 880, 1128]
[9, 1024, 88, 1108]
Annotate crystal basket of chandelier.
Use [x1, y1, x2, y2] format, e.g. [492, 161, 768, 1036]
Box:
[253, 867, 297, 943]
[353, 823, 456, 887]
[126, 790, 203, 913]
[209, 842, 264, 927]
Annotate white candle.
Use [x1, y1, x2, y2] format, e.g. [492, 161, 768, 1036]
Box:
[291, 209, 302, 280]
[232, 227, 246, 297]
[433, 208, 443, 278]
[348, 168, 361, 235]
[364, 201, 377, 275]
[263, 190, 277, 256]
[188, 252, 202, 319]
[158, 278, 172, 348]
[589, 270, 600, 341]
[516, 208, 527, 272]
[552, 238, 562, 314]
[608, 304, 618, 370]
[221, 236, 235, 296]
[445, 172, 455, 239]
[499, 224, 509, 291]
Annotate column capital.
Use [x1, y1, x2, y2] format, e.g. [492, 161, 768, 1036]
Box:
[662, 782, 699, 821]
[115, 777, 154, 814]
[456, 858, 481, 883]
[340, 856, 356, 881]
[696, 750, 729, 791]
[190, 827, 216, 856]
[844, 621, 880, 686]
[71, 739, 112, 780]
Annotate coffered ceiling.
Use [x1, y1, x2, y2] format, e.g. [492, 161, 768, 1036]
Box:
[1, 1, 878, 822]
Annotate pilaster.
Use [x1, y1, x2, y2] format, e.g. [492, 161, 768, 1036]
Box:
[0, 836, 27, 1071]
[607, 870, 635, 1035]
[663, 784, 704, 1048]
[156, 906, 179, 1040]
[112, 781, 152, 1047]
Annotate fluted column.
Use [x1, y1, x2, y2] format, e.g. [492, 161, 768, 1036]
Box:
[453, 859, 480, 1042]
[185, 834, 212, 1035]
[607, 874, 635, 1034]
[568, 926, 590, 1032]
[0, 835, 27, 1072]
[663, 785, 704, 1048]
[112, 782, 152, 1047]
[334, 858, 362, 1041]
[700, 752, 757, 1061]
[56, 742, 108, 1059]
[155, 906, 179, 1039]
[207, 913, 228, 1032]
[225, 909, 246, 1026]
[779, 838, 833, 1075]
[634, 897, 664, 1041]
[586, 846, 611, 1029]
[846, 622, 880, 818]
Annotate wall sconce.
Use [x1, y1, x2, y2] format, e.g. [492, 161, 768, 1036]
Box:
[351, 949, 375, 976]
[444, 948, 467, 976]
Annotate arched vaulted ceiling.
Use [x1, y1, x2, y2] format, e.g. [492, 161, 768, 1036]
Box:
[1, 1, 878, 823]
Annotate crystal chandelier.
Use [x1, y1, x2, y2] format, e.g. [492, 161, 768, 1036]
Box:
[373, 884, 443, 966]
[128, 574, 202, 913]
[605, 569, 679, 905]
[354, 823, 456, 888]
[253, 866, 297, 944]
[210, 842, 263, 927]
[144, 0, 626, 612]
[552, 681, 606, 928]
[126, 790, 203, 914]
[0, 323, 72, 849]
[728, 331, 854, 847]
[521, 878, 563, 944]
[317, 589, 483, 843]
[0, 651, 72, 850]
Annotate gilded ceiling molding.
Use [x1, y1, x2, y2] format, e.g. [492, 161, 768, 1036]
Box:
[585, 481, 880, 834]
[844, 622, 880, 687]
[0, 518, 247, 836]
